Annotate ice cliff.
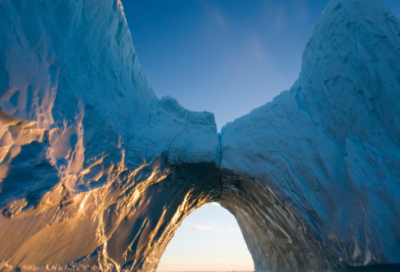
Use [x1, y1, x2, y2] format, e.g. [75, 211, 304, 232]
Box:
[0, 0, 399, 271]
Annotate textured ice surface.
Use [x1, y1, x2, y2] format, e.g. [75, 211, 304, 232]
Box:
[221, 0, 400, 268]
[0, 0, 399, 271]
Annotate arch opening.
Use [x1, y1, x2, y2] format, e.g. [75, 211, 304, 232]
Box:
[156, 202, 254, 272]
[125, 161, 335, 272]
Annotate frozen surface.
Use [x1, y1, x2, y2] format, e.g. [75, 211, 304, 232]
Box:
[0, 0, 219, 206]
[0, 0, 399, 271]
[0, 0, 219, 270]
[221, 0, 400, 269]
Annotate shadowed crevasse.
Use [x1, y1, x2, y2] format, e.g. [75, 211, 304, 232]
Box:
[1, 0, 400, 271]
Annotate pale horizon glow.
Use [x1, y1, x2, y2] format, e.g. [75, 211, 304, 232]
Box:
[156, 203, 254, 272]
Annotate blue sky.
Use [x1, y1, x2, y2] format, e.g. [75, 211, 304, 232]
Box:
[124, 0, 400, 131]
[122, 1, 400, 271]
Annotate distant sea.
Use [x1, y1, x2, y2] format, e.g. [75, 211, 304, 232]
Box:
[156, 267, 400, 272]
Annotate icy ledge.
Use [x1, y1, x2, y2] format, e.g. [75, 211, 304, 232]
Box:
[0, 0, 400, 271]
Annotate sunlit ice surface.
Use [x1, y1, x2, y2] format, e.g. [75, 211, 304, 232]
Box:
[156, 203, 254, 272]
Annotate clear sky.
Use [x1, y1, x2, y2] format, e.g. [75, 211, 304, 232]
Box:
[122, 0, 400, 271]
[124, 0, 400, 131]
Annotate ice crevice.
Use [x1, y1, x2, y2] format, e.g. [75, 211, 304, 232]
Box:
[0, 0, 400, 271]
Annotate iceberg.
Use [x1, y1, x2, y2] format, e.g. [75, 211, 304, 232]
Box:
[0, 0, 399, 271]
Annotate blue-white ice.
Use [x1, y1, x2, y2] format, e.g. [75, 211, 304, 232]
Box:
[221, 0, 400, 267]
[0, 0, 399, 271]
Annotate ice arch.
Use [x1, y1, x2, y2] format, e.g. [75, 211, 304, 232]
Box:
[0, 0, 400, 271]
[0, 158, 332, 271]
